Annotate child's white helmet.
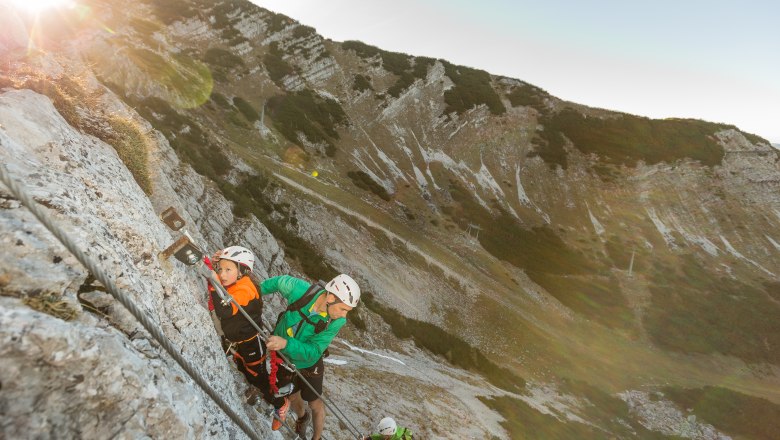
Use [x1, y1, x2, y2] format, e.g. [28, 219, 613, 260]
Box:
[325, 274, 360, 307]
[377, 417, 397, 435]
[216, 246, 255, 272]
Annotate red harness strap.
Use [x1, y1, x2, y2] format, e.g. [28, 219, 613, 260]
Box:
[268, 351, 284, 394]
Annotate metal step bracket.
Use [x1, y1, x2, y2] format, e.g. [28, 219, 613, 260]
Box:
[160, 206, 186, 231]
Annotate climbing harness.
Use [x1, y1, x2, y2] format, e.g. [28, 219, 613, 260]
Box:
[160, 207, 365, 439]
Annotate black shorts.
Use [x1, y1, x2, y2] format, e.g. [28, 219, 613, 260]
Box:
[293, 357, 324, 402]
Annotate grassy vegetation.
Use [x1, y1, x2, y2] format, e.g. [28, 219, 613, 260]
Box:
[342, 41, 434, 98]
[263, 43, 296, 86]
[443, 180, 635, 328]
[7, 74, 153, 194]
[22, 294, 79, 321]
[534, 109, 730, 169]
[479, 395, 604, 439]
[20, 77, 83, 130]
[441, 61, 505, 116]
[99, 116, 153, 194]
[507, 84, 547, 110]
[645, 255, 780, 363]
[352, 74, 373, 93]
[346, 171, 391, 201]
[361, 292, 524, 392]
[532, 273, 634, 329]
[266, 13, 292, 34]
[125, 48, 213, 108]
[342, 41, 409, 74]
[663, 386, 780, 440]
[766, 281, 780, 301]
[210, 92, 233, 109]
[130, 18, 163, 36]
[267, 89, 348, 156]
[292, 25, 316, 39]
[479, 394, 680, 440]
[151, 0, 198, 25]
[131, 96, 231, 181]
[232, 96, 260, 122]
[605, 236, 644, 271]
[204, 48, 245, 71]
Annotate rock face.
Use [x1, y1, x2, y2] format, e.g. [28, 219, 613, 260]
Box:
[0, 84, 287, 437]
[2, 0, 779, 438]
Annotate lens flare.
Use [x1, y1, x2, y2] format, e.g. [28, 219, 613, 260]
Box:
[9, 0, 75, 14]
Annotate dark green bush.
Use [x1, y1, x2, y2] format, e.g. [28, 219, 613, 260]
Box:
[343, 41, 434, 97]
[412, 57, 435, 79]
[448, 181, 595, 275]
[507, 85, 546, 109]
[361, 292, 524, 392]
[210, 92, 233, 109]
[232, 96, 260, 122]
[441, 61, 505, 116]
[352, 74, 373, 92]
[663, 386, 780, 440]
[267, 13, 291, 34]
[535, 109, 727, 168]
[386, 72, 415, 98]
[131, 96, 231, 180]
[263, 44, 295, 86]
[204, 47, 245, 70]
[347, 171, 391, 201]
[481, 378, 681, 440]
[342, 40, 411, 75]
[220, 174, 338, 282]
[151, 0, 197, 24]
[644, 255, 780, 363]
[267, 89, 348, 156]
[445, 180, 633, 328]
[293, 25, 316, 39]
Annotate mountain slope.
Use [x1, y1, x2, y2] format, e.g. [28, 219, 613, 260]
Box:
[2, 0, 779, 438]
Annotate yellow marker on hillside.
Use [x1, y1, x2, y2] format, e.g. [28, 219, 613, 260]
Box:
[311, 171, 319, 177]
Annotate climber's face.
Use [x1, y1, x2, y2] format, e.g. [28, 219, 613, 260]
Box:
[325, 294, 353, 320]
[217, 260, 240, 287]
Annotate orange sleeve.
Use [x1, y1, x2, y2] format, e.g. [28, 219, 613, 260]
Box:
[227, 278, 260, 315]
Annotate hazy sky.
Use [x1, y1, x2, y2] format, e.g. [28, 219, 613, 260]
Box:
[250, 0, 779, 143]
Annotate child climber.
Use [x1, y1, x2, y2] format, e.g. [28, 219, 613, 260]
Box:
[209, 246, 266, 393]
[362, 417, 413, 440]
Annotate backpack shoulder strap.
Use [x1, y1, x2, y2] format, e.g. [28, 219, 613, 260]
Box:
[275, 281, 326, 328]
[287, 281, 326, 312]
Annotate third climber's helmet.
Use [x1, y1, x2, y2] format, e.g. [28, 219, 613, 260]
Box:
[376, 417, 397, 435]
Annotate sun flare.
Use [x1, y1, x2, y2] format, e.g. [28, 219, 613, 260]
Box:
[8, 0, 75, 14]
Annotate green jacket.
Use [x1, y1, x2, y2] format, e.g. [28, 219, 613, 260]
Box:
[260, 275, 345, 369]
[368, 427, 413, 440]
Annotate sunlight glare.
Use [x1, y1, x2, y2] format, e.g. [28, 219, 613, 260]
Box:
[9, 0, 75, 14]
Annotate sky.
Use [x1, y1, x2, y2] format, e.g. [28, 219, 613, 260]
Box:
[250, 0, 779, 144]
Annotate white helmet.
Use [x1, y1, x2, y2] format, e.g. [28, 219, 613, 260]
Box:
[376, 417, 397, 436]
[216, 246, 255, 273]
[325, 274, 360, 307]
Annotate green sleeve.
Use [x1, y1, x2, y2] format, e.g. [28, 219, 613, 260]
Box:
[282, 317, 345, 366]
[260, 275, 310, 303]
[369, 435, 383, 440]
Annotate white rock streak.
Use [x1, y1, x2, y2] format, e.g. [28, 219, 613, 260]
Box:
[586, 203, 606, 237]
[272, 172, 473, 288]
[337, 340, 406, 366]
[646, 208, 677, 248]
[720, 235, 775, 276]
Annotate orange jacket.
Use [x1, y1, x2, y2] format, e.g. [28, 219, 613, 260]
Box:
[211, 276, 264, 342]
